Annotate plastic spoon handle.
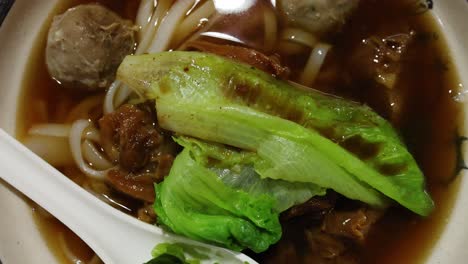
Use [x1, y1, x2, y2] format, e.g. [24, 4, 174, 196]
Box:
[0, 129, 256, 264]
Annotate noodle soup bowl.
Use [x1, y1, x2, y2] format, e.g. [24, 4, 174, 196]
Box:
[1, 1, 468, 263]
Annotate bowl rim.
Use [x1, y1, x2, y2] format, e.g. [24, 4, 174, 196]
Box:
[0, 1, 467, 263]
[0, 1, 60, 264]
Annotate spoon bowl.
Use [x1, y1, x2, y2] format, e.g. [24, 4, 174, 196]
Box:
[0, 129, 256, 264]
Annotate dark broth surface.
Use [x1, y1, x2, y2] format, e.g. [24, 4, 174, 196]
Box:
[18, 0, 463, 263]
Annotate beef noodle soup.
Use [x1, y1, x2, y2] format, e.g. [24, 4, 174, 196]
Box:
[18, 0, 463, 263]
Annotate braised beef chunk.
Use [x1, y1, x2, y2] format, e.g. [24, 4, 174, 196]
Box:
[99, 104, 162, 171]
[305, 229, 360, 264]
[258, 219, 362, 264]
[152, 153, 175, 181]
[307, 229, 346, 259]
[106, 170, 156, 202]
[99, 103, 178, 202]
[186, 40, 290, 78]
[82, 178, 143, 215]
[350, 33, 414, 89]
[257, 193, 384, 264]
[347, 32, 414, 123]
[321, 208, 384, 242]
[137, 203, 157, 224]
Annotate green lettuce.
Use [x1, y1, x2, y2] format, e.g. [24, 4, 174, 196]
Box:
[118, 51, 433, 216]
[154, 147, 281, 253]
[154, 137, 329, 252]
[145, 242, 252, 264]
[144, 243, 205, 264]
[176, 137, 326, 212]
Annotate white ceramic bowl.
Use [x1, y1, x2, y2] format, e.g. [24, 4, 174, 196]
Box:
[0, 1, 467, 263]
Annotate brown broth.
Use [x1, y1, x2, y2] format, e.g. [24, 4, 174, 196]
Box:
[17, 0, 463, 264]
[349, 3, 462, 263]
[255, 1, 463, 263]
[17, 1, 140, 263]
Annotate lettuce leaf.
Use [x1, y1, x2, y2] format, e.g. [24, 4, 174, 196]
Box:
[144, 243, 200, 264]
[145, 242, 252, 264]
[154, 148, 281, 253]
[175, 137, 326, 212]
[118, 51, 433, 216]
[154, 137, 329, 252]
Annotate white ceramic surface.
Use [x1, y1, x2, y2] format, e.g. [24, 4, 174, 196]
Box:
[0, 129, 255, 264]
[0, 1, 467, 264]
[0, 1, 61, 264]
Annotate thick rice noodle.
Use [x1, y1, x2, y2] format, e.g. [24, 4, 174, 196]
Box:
[281, 27, 318, 48]
[171, 0, 216, 46]
[69, 120, 111, 179]
[300, 43, 331, 86]
[135, 0, 155, 40]
[147, 0, 195, 52]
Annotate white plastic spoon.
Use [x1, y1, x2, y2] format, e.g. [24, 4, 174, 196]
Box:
[0, 129, 257, 264]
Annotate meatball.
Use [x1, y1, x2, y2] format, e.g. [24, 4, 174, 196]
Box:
[46, 4, 136, 90]
[279, 0, 360, 36]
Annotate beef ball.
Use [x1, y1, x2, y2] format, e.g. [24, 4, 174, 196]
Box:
[46, 4, 136, 90]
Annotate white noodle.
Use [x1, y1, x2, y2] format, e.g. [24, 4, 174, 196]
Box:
[300, 43, 331, 87]
[186, 0, 201, 15]
[82, 140, 114, 170]
[104, 0, 159, 114]
[103, 82, 137, 116]
[103, 80, 121, 114]
[281, 27, 318, 48]
[172, 0, 215, 46]
[23, 135, 74, 166]
[148, 0, 196, 52]
[103, 0, 198, 114]
[177, 12, 220, 50]
[69, 120, 109, 180]
[135, 0, 173, 54]
[83, 125, 101, 143]
[28, 124, 71, 138]
[114, 85, 135, 107]
[104, 0, 175, 115]
[263, 6, 277, 52]
[136, 0, 155, 41]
